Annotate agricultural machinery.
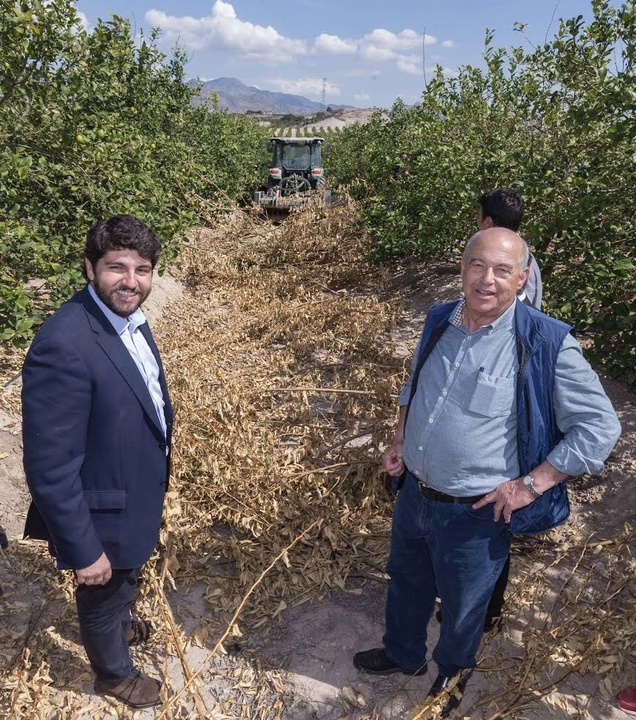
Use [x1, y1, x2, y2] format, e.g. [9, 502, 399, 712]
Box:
[254, 137, 331, 211]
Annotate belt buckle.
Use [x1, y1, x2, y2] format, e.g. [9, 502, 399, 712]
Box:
[417, 480, 452, 503]
[417, 479, 440, 500]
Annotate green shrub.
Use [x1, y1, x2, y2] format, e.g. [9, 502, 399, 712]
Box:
[0, 0, 265, 344]
[327, 0, 636, 387]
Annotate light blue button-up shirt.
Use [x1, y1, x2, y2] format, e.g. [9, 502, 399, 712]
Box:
[88, 284, 167, 437]
[400, 298, 619, 496]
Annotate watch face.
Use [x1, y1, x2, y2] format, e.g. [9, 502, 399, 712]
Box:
[522, 475, 540, 497]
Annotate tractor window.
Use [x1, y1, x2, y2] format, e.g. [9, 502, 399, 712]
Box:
[282, 145, 311, 169]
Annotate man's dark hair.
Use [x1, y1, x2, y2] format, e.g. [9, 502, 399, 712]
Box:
[478, 188, 524, 231]
[84, 215, 161, 276]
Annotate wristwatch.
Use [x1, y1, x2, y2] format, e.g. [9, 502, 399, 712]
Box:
[520, 473, 542, 499]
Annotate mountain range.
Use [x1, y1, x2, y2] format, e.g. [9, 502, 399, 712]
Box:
[191, 77, 353, 115]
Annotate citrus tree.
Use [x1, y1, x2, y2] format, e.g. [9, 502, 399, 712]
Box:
[0, 0, 265, 343]
[328, 0, 636, 387]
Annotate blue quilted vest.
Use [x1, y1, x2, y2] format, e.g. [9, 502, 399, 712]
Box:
[406, 299, 574, 535]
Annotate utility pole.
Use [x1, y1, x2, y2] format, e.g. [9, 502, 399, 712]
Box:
[321, 77, 327, 108]
[422, 28, 428, 91]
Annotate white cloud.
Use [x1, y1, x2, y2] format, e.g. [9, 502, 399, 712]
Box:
[267, 77, 341, 99]
[396, 54, 422, 76]
[362, 28, 432, 52]
[441, 40, 454, 48]
[145, 1, 307, 63]
[353, 93, 371, 101]
[314, 33, 356, 55]
[312, 27, 437, 76]
[359, 45, 396, 62]
[313, 28, 436, 58]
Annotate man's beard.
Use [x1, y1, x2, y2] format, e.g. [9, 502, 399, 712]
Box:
[92, 278, 150, 318]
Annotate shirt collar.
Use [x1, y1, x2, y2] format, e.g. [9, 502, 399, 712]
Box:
[88, 284, 147, 335]
[449, 297, 517, 333]
[448, 299, 465, 328]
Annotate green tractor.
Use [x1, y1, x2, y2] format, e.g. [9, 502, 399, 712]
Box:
[254, 136, 331, 210]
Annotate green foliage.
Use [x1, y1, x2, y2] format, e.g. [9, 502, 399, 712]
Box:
[327, 0, 636, 388]
[0, 0, 265, 344]
[325, 109, 393, 209]
[0, 271, 44, 344]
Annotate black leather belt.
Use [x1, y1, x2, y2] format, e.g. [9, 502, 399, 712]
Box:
[416, 479, 484, 504]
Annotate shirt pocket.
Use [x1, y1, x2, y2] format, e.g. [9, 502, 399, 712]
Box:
[468, 371, 515, 417]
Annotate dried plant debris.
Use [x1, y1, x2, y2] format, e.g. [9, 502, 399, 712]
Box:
[0, 344, 24, 415]
[1, 200, 635, 719]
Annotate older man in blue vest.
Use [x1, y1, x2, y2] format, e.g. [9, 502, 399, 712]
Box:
[353, 227, 621, 717]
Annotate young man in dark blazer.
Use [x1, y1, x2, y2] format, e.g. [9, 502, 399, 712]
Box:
[22, 215, 173, 710]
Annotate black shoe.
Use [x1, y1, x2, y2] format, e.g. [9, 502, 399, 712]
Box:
[353, 648, 427, 676]
[427, 671, 472, 718]
[484, 614, 503, 633]
[0, 526, 6, 599]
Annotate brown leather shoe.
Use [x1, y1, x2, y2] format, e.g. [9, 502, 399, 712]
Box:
[94, 671, 161, 709]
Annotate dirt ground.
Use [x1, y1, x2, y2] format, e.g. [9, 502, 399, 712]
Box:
[1, 217, 635, 720]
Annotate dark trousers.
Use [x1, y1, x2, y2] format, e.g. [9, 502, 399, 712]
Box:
[487, 554, 510, 619]
[75, 567, 140, 682]
[384, 473, 511, 676]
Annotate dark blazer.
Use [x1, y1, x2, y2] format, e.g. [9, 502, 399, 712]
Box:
[22, 287, 173, 570]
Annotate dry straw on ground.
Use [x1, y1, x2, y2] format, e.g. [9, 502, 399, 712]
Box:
[0, 200, 635, 719]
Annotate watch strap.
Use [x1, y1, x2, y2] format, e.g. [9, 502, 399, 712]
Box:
[522, 473, 542, 499]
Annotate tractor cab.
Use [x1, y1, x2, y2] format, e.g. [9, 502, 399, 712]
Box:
[266, 137, 326, 196]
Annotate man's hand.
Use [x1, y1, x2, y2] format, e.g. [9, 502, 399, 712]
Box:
[472, 478, 535, 524]
[76, 552, 112, 586]
[473, 462, 568, 523]
[383, 440, 404, 478]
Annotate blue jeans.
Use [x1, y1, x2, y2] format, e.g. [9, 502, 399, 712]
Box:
[75, 567, 140, 682]
[383, 472, 510, 677]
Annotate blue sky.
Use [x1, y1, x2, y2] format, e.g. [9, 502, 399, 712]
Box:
[75, 0, 616, 108]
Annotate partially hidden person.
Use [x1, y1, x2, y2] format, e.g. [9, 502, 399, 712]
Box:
[478, 187, 542, 308]
[474, 186, 540, 630]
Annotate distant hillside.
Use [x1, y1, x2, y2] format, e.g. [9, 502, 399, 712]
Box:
[191, 77, 353, 115]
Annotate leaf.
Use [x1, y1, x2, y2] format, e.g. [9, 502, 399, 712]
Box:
[341, 685, 365, 708]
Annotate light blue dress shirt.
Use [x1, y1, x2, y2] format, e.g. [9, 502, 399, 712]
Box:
[88, 284, 167, 437]
[400, 298, 620, 496]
